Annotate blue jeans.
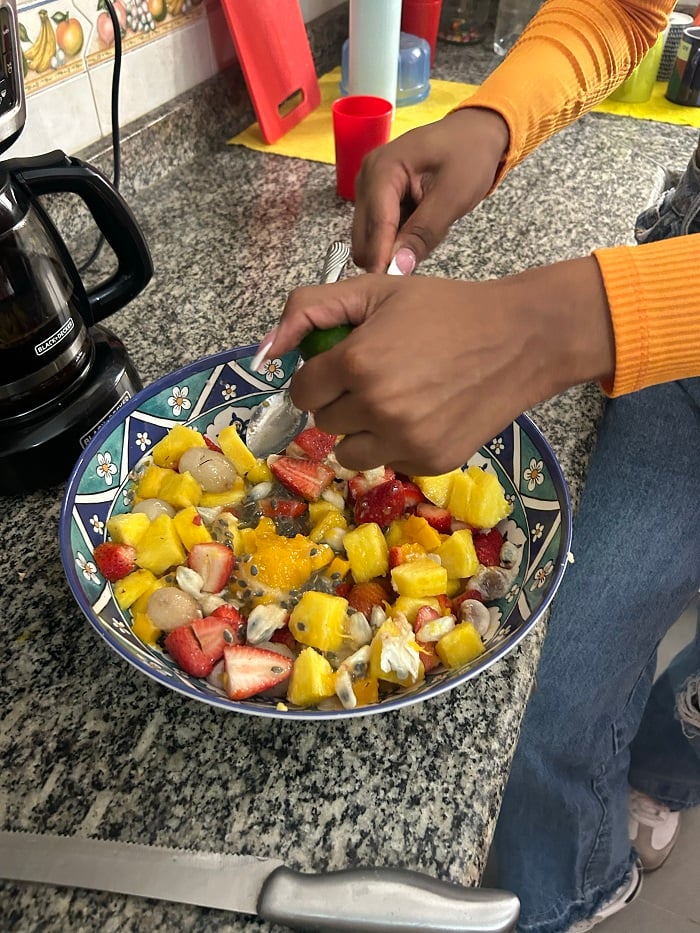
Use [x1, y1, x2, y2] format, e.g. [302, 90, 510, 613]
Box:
[493, 378, 700, 932]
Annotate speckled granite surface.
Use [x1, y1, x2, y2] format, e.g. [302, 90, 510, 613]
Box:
[2, 18, 699, 931]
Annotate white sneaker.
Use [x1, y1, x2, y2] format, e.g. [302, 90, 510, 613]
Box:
[628, 787, 681, 871]
[566, 861, 643, 932]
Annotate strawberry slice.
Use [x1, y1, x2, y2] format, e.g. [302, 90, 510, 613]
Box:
[473, 528, 504, 567]
[187, 542, 235, 593]
[203, 435, 223, 453]
[388, 546, 405, 570]
[270, 624, 297, 652]
[415, 502, 452, 534]
[269, 456, 335, 501]
[165, 625, 216, 678]
[192, 606, 246, 661]
[414, 605, 441, 633]
[286, 426, 337, 462]
[347, 579, 392, 618]
[353, 479, 405, 528]
[257, 497, 308, 519]
[348, 466, 395, 501]
[400, 480, 426, 510]
[418, 643, 441, 673]
[93, 542, 136, 582]
[222, 644, 294, 700]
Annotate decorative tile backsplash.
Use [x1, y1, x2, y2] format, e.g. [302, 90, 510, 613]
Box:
[8, 0, 345, 158]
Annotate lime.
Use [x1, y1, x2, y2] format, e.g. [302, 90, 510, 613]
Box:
[298, 325, 354, 361]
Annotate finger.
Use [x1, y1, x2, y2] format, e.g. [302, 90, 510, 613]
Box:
[265, 274, 400, 360]
[353, 156, 407, 272]
[331, 432, 391, 472]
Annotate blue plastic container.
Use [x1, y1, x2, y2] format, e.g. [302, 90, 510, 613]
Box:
[340, 31, 431, 106]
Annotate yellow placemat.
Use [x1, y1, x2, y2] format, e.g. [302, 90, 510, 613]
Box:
[229, 67, 700, 165]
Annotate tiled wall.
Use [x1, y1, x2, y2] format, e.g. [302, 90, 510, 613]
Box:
[8, 0, 345, 159]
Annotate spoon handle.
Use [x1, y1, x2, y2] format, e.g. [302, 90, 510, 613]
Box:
[298, 241, 353, 360]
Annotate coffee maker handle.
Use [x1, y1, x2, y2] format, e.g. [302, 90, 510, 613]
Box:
[11, 151, 153, 323]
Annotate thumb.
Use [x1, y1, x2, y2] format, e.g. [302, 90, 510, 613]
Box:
[265, 275, 398, 359]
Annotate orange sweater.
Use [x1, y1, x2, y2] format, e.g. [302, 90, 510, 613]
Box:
[458, 0, 700, 396]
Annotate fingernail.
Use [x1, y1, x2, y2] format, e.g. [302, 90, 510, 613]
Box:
[388, 247, 416, 276]
[251, 328, 277, 373]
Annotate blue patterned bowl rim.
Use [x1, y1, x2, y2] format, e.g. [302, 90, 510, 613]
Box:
[59, 344, 573, 720]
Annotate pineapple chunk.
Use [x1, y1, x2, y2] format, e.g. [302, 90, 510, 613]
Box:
[172, 506, 213, 551]
[113, 568, 156, 611]
[289, 591, 348, 652]
[411, 470, 462, 507]
[436, 529, 479, 579]
[448, 466, 510, 529]
[106, 512, 150, 547]
[309, 508, 347, 544]
[134, 514, 186, 576]
[390, 557, 448, 598]
[157, 470, 203, 510]
[436, 621, 485, 668]
[135, 464, 171, 500]
[464, 465, 511, 528]
[132, 576, 169, 615]
[391, 596, 441, 623]
[217, 425, 258, 477]
[287, 647, 336, 707]
[309, 500, 338, 523]
[343, 522, 389, 583]
[199, 477, 246, 509]
[245, 459, 273, 484]
[131, 610, 161, 646]
[151, 425, 205, 469]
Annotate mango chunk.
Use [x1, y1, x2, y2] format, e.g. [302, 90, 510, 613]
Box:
[131, 610, 162, 646]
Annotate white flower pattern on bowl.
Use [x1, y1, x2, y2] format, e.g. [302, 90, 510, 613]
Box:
[167, 386, 191, 416]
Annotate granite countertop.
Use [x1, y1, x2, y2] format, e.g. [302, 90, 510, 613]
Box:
[1, 24, 698, 932]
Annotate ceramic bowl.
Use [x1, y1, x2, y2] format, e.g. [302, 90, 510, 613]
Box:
[59, 345, 572, 720]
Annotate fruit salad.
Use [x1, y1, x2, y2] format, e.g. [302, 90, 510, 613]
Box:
[92, 420, 522, 710]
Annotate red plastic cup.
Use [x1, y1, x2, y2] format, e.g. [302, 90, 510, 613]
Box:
[331, 95, 393, 202]
[401, 0, 442, 65]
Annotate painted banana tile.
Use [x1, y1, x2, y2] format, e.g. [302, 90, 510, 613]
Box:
[18, 0, 89, 94]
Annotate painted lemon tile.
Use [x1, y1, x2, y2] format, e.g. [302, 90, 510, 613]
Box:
[18, 0, 88, 94]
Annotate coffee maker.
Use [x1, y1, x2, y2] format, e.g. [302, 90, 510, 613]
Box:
[0, 0, 153, 496]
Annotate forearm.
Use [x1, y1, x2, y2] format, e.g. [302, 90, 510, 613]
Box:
[594, 235, 700, 395]
[456, 0, 673, 182]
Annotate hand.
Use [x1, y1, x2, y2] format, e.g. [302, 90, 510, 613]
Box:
[263, 259, 614, 475]
[352, 107, 510, 274]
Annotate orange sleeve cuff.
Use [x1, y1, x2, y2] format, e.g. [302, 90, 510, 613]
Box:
[593, 235, 700, 396]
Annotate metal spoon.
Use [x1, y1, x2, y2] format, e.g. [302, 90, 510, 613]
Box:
[245, 241, 352, 458]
